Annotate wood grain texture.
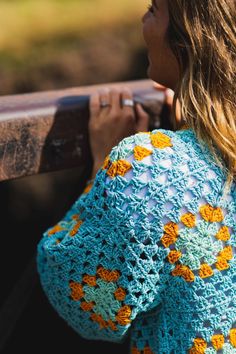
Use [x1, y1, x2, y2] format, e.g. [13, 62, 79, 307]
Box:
[0, 79, 170, 181]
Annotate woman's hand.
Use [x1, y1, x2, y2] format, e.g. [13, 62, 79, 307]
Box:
[88, 87, 150, 174]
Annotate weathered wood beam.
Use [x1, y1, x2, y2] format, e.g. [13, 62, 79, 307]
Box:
[0, 79, 171, 182]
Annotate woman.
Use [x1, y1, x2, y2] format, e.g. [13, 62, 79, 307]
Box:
[37, 1, 236, 353]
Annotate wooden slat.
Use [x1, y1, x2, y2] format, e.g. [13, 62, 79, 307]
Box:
[0, 79, 170, 182]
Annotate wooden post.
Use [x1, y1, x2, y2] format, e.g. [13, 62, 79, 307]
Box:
[0, 79, 171, 182]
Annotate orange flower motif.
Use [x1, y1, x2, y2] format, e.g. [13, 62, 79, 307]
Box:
[131, 348, 140, 354]
[70, 267, 131, 332]
[211, 334, 224, 350]
[230, 328, 236, 347]
[161, 222, 179, 247]
[70, 219, 83, 237]
[97, 267, 120, 282]
[116, 305, 132, 326]
[172, 264, 195, 282]
[189, 338, 207, 354]
[107, 319, 118, 331]
[215, 256, 229, 271]
[48, 224, 64, 236]
[133, 146, 153, 161]
[107, 160, 132, 178]
[219, 246, 233, 261]
[215, 226, 230, 241]
[199, 204, 224, 222]
[161, 233, 178, 248]
[80, 301, 94, 311]
[114, 287, 126, 301]
[164, 222, 178, 237]
[150, 132, 173, 149]
[117, 160, 132, 176]
[167, 250, 182, 264]
[83, 274, 97, 287]
[181, 213, 196, 228]
[107, 162, 118, 178]
[69, 281, 84, 301]
[90, 313, 108, 329]
[199, 264, 213, 278]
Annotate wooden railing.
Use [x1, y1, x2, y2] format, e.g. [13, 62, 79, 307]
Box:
[0, 79, 172, 182]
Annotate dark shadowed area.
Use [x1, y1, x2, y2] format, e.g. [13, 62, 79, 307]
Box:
[0, 1, 158, 353]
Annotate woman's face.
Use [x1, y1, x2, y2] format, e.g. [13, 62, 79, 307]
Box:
[142, 0, 180, 91]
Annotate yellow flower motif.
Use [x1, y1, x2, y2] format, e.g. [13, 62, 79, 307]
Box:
[69, 281, 84, 301]
[199, 264, 213, 278]
[97, 267, 120, 282]
[189, 329, 236, 353]
[211, 334, 224, 350]
[90, 313, 108, 329]
[181, 213, 196, 228]
[114, 287, 126, 301]
[48, 224, 64, 236]
[80, 301, 94, 311]
[70, 219, 83, 237]
[133, 146, 153, 161]
[83, 274, 97, 287]
[164, 222, 179, 237]
[150, 132, 173, 149]
[116, 305, 132, 326]
[161, 222, 179, 247]
[219, 246, 233, 260]
[107, 160, 132, 178]
[215, 226, 230, 241]
[107, 161, 118, 178]
[215, 256, 229, 270]
[167, 250, 182, 264]
[230, 328, 236, 347]
[172, 264, 195, 282]
[161, 233, 178, 248]
[189, 338, 207, 354]
[70, 267, 131, 331]
[117, 160, 132, 176]
[199, 204, 224, 222]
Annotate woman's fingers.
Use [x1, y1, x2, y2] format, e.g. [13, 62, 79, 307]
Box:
[110, 88, 122, 112]
[89, 92, 100, 119]
[120, 88, 135, 121]
[135, 103, 150, 132]
[98, 88, 111, 112]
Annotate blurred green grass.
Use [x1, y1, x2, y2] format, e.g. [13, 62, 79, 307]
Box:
[0, 0, 147, 95]
[0, 0, 145, 51]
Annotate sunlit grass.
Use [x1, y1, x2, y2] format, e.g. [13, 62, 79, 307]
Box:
[0, 0, 146, 52]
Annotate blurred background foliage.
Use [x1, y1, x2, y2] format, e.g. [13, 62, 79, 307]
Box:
[0, 1, 150, 353]
[0, 0, 148, 95]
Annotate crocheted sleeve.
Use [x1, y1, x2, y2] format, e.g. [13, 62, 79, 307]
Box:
[37, 130, 174, 343]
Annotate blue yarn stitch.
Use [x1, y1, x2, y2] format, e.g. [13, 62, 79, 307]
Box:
[37, 128, 236, 354]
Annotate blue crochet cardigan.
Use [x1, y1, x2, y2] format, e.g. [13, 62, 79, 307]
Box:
[37, 128, 236, 354]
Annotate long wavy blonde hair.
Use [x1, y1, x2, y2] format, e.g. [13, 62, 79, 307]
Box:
[167, 0, 236, 188]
